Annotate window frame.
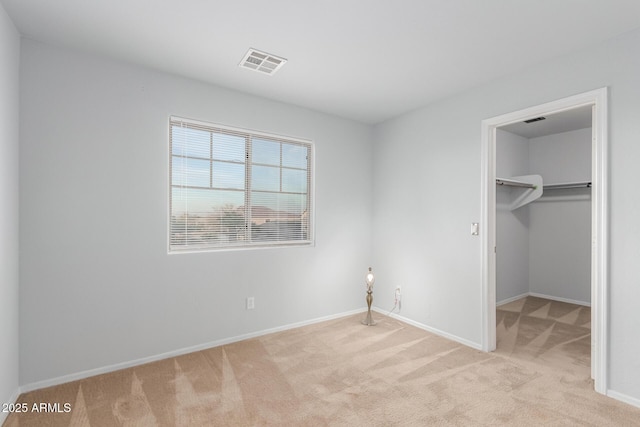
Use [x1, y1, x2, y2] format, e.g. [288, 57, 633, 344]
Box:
[168, 116, 315, 253]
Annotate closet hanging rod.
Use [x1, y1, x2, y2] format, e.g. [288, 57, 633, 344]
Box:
[495, 178, 536, 189]
[543, 181, 592, 190]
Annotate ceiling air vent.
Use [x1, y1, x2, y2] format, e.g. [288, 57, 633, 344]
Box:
[523, 117, 546, 124]
[239, 48, 287, 75]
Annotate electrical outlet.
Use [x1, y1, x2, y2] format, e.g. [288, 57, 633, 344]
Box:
[246, 297, 255, 310]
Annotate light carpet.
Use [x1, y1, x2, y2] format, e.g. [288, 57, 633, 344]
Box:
[5, 299, 640, 426]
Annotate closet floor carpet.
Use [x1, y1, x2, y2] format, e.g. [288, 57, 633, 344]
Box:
[6, 306, 639, 426]
[496, 296, 592, 376]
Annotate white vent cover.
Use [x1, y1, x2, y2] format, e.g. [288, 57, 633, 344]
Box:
[239, 48, 287, 75]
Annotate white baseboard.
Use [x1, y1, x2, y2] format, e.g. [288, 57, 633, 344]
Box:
[0, 387, 21, 425]
[20, 307, 367, 394]
[497, 292, 529, 307]
[528, 292, 590, 307]
[607, 390, 640, 409]
[496, 292, 590, 307]
[372, 307, 482, 351]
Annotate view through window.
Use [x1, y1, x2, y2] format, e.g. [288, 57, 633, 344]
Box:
[169, 117, 313, 252]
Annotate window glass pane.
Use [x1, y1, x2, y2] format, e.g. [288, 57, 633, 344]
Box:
[172, 156, 210, 188]
[250, 192, 307, 217]
[212, 161, 245, 189]
[212, 132, 245, 162]
[282, 144, 308, 169]
[171, 187, 244, 215]
[252, 139, 280, 165]
[171, 126, 210, 158]
[250, 192, 308, 241]
[282, 169, 307, 193]
[252, 165, 280, 191]
[171, 187, 245, 246]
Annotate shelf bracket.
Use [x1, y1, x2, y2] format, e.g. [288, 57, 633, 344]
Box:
[496, 174, 543, 210]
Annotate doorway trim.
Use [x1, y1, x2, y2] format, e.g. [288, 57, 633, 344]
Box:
[480, 88, 608, 394]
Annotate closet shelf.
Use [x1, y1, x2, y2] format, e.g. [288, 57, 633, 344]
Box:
[496, 174, 543, 210]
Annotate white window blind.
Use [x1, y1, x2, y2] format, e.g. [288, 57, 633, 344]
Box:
[169, 117, 313, 252]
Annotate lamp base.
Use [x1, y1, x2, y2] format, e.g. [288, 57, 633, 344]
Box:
[362, 289, 376, 326]
[361, 305, 376, 326]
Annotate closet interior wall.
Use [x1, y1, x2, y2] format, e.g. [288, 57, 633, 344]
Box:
[496, 127, 592, 306]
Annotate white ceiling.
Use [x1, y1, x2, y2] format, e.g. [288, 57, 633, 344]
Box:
[501, 105, 593, 139]
[3, 0, 640, 124]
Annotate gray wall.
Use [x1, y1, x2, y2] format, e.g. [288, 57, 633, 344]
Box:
[496, 129, 530, 303]
[19, 39, 373, 386]
[0, 3, 20, 419]
[373, 28, 640, 401]
[529, 128, 591, 304]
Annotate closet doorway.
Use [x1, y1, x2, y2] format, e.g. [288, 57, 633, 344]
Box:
[495, 106, 592, 378]
[480, 88, 608, 395]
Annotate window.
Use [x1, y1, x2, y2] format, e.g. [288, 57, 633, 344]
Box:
[169, 117, 313, 252]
